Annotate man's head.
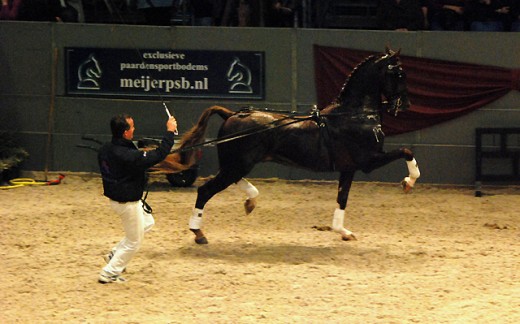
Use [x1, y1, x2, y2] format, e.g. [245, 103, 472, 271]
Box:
[110, 114, 135, 140]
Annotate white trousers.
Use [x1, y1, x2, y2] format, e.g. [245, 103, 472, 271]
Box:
[103, 200, 154, 276]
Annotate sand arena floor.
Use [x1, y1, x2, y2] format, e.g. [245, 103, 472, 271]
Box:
[1, 173, 519, 323]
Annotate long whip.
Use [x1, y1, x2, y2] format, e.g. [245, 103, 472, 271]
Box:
[103, 1, 179, 134]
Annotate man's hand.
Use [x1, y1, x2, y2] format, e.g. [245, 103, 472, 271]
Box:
[167, 117, 178, 133]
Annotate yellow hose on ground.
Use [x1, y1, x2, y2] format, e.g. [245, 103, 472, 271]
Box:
[9, 178, 49, 186]
[0, 174, 65, 190]
[0, 182, 24, 189]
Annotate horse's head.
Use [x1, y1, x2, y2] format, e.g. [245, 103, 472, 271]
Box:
[376, 47, 410, 116]
[333, 47, 410, 117]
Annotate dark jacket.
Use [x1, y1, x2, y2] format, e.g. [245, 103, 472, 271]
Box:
[98, 132, 175, 202]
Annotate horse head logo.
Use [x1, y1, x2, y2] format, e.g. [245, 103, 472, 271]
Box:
[77, 54, 102, 90]
[227, 57, 253, 94]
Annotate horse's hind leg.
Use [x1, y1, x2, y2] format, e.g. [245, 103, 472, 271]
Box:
[236, 178, 259, 214]
[189, 170, 243, 244]
[401, 150, 420, 193]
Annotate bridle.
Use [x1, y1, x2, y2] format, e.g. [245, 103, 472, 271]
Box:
[383, 61, 408, 116]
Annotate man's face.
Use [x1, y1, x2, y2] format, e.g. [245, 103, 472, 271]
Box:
[123, 118, 135, 140]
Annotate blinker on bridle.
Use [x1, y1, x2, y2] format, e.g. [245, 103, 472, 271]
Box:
[384, 62, 406, 116]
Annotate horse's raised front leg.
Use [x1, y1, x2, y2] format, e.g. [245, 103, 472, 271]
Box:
[332, 171, 357, 241]
[361, 148, 420, 193]
[236, 178, 259, 214]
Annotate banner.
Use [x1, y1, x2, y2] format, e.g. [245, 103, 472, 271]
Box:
[314, 45, 519, 136]
[65, 47, 265, 99]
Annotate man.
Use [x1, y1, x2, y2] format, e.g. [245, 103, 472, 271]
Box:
[136, 0, 174, 26]
[265, 0, 297, 27]
[1, 0, 22, 20]
[377, 0, 426, 31]
[97, 114, 177, 284]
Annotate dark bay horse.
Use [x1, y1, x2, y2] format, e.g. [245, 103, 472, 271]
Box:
[178, 47, 420, 244]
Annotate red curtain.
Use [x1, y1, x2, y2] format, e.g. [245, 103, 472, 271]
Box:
[314, 45, 520, 136]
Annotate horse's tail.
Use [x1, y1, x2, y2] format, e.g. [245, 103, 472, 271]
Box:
[178, 105, 234, 167]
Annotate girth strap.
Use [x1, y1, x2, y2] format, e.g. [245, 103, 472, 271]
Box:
[311, 107, 336, 171]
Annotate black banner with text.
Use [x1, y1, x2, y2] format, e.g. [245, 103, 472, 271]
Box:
[65, 47, 265, 99]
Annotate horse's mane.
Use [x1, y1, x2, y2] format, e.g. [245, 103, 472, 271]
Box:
[332, 54, 382, 106]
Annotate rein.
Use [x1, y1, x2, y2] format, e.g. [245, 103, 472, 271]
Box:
[173, 112, 315, 153]
[174, 106, 384, 154]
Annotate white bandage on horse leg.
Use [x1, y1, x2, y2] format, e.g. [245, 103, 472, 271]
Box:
[406, 158, 420, 179]
[332, 208, 353, 236]
[403, 176, 416, 188]
[189, 208, 204, 229]
[236, 178, 259, 199]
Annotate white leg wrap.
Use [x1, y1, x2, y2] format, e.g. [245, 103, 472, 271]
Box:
[406, 158, 420, 179]
[403, 176, 416, 187]
[236, 178, 259, 199]
[189, 208, 204, 229]
[332, 208, 353, 236]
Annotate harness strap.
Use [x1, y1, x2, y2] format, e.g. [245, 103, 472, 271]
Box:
[172, 116, 313, 153]
[311, 108, 336, 171]
[240, 106, 301, 116]
[372, 125, 385, 143]
[174, 107, 382, 155]
[141, 189, 152, 214]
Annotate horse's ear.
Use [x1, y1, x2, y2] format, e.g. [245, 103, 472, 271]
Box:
[387, 48, 401, 58]
[376, 45, 401, 64]
[385, 45, 401, 55]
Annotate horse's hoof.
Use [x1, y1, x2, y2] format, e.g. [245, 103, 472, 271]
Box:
[244, 198, 256, 214]
[342, 234, 357, 241]
[401, 179, 413, 193]
[190, 228, 208, 244]
[195, 236, 208, 244]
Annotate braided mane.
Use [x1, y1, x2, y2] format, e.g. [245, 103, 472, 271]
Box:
[332, 54, 382, 106]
